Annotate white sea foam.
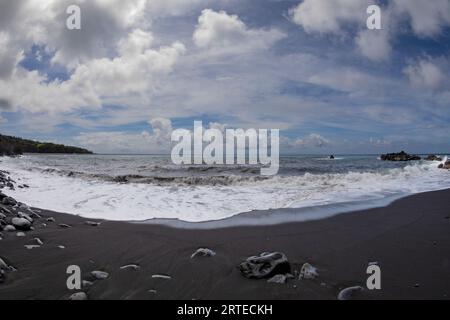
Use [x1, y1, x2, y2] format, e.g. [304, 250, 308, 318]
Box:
[1, 156, 449, 223]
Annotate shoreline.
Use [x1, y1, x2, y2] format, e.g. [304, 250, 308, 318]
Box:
[1, 188, 450, 300]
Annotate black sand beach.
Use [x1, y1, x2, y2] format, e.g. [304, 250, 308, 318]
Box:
[1, 189, 450, 300]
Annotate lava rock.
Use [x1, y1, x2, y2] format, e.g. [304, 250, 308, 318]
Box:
[438, 161, 450, 169]
[191, 248, 216, 259]
[3, 225, 16, 232]
[85, 221, 101, 227]
[337, 286, 364, 300]
[11, 217, 32, 231]
[91, 270, 109, 280]
[239, 252, 291, 279]
[381, 151, 421, 161]
[69, 292, 88, 300]
[2, 197, 17, 206]
[299, 263, 319, 280]
[426, 155, 442, 161]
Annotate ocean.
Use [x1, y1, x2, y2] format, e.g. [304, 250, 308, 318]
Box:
[1, 154, 449, 224]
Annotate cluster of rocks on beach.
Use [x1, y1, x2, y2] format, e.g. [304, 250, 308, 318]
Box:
[381, 151, 450, 169]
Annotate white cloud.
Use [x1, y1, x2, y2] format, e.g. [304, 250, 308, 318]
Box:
[393, 0, 450, 37]
[355, 29, 391, 61]
[404, 58, 446, 90]
[284, 134, 330, 148]
[193, 9, 285, 52]
[289, 0, 366, 34]
[75, 117, 173, 154]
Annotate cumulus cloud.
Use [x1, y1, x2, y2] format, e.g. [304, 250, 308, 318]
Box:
[285, 134, 330, 148]
[193, 9, 285, 53]
[403, 58, 446, 90]
[75, 117, 173, 154]
[289, 0, 367, 34]
[393, 0, 450, 37]
[289, 0, 450, 61]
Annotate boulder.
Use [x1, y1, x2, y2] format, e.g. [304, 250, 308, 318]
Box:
[438, 161, 450, 169]
[239, 252, 291, 279]
[426, 155, 442, 161]
[3, 225, 16, 232]
[11, 217, 32, 231]
[2, 197, 17, 206]
[380, 151, 421, 161]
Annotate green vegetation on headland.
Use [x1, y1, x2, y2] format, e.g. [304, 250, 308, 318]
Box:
[0, 134, 93, 156]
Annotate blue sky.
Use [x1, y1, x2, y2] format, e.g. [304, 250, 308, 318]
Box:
[0, 0, 449, 154]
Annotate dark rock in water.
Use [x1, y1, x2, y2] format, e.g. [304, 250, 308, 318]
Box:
[329, 155, 335, 160]
[239, 252, 291, 279]
[380, 151, 421, 162]
[11, 217, 32, 231]
[426, 155, 442, 161]
[2, 197, 17, 206]
[438, 161, 450, 169]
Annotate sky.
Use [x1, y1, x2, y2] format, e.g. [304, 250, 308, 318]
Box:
[0, 0, 449, 154]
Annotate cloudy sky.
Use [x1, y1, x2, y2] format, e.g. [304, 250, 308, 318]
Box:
[0, 0, 449, 154]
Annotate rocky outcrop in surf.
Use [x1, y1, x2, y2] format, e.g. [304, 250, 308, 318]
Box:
[425, 155, 442, 161]
[380, 151, 421, 161]
[438, 161, 450, 170]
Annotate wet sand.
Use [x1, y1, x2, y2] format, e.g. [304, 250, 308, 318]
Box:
[1, 189, 450, 300]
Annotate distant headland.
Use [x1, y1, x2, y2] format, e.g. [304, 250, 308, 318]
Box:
[0, 134, 93, 156]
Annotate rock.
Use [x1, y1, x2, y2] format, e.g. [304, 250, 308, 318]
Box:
[380, 151, 421, 162]
[82, 280, 94, 288]
[85, 221, 100, 227]
[18, 212, 33, 223]
[4, 225, 16, 232]
[2, 197, 17, 206]
[426, 155, 442, 161]
[91, 271, 109, 280]
[16, 232, 26, 237]
[0, 206, 12, 214]
[267, 274, 289, 284]
[239, 252, 291, 279]
[299, 263, 319, 280]
[69, 292, 88, 300]
[47, 217, 56, 222]
[57, 245, 66, 249]
[0, 192, 7, 200]
[337, 286, 364, 300]
[120, 264, 140, 271]
[59, 223, 71, 228]
[0, 212, 6, 219]
[438, 160, 450, 170]
[148, 289, 157, 294]
[151, 274, 172, 280]
[34, 238, 44, 245]
[329, 155, 335, 160]
[191, 248, 216, 259]
[12, 217, 32, 231]
[24, 245, 40, 250]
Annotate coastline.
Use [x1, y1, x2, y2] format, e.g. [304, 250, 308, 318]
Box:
[1, 188, 450, 300]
